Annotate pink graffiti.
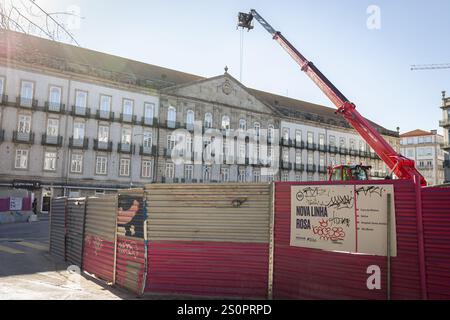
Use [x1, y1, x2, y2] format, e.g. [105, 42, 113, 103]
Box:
[85, 235, 103, 256]
[313, 219, 346, 241]
[117, 240, 138, 259]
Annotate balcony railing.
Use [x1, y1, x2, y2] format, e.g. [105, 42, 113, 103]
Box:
[1, 94, 8, 105]
[71, 105, 91, 117]
[140, 145, 157, 156]
[318, 144, 326, 152]
[165, 120, 181, 129]
[282, 161, 292, 170]
[41, 134, 63, 147]
[0, 129, 4, 142]
[120, 113, 137, 123]
[359, 150, 369, 158]
[328, 145, 338, 153]
[306, 142, 317, 151]
[339, 147, 348, 155]
[13, 131, 35, 144]
[185, 123, 195, 131]
[349, 149, 358, 156]
[294, 163, 304, 172]
[141, 117, 158, 127]
[281, 138, 292, 147]
[118, 142, 135, 154]
[16, 96, 38, 108]
[69, 137, 89, 149]
[439, 119, 450, 128]
[164, 148, 173, 157]
[318, 165, 327, 173]
[45, 101, 65, 113]
[306, 164, 317, 172]
[96, 110, 115, 121]
[417, 164, 434, 170]
[93, 139, 113, 152]
[295, 140, 305, 149]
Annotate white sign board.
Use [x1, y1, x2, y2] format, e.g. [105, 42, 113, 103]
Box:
[290, 185, 396, 257]
[9, 197, 23, 211]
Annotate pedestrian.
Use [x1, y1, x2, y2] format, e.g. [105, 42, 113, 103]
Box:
[32, 198, 38, 215]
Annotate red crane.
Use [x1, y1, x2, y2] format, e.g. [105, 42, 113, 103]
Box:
[238, 9, 426, 186]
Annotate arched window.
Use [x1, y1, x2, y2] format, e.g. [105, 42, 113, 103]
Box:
[239, 119, 246, 130]
[268, 125, 274, 143]
[167, 106, 176, 127]
[204, 113, 213, 128]
[254, 122, 260, 137]
[221, 115, 230, 130]
[186, 110, 194, 125]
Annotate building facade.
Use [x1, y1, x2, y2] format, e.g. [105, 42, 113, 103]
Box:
[0, 30, 400, 212]
[439, 91, 450, 183]
[400, 129, 446, 186]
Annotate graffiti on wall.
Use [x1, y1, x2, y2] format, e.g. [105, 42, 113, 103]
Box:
[117, 195, 145, 239]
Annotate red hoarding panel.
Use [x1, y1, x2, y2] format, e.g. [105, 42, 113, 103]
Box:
[115, 236, 146, 294]
[83, 235, 115, 282]
[146, 241, 269, 299]
[273, 180, 422, 300]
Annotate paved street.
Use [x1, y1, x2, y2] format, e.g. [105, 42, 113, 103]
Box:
[0, 218, 136, 300]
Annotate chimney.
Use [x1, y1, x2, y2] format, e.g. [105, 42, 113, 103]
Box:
[430, 129, 437, 135]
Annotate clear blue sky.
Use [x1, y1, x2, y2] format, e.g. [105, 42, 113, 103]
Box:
[39, 0, 450, 133]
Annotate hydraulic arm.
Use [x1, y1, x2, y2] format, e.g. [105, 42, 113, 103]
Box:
[238, 9, 426, 186]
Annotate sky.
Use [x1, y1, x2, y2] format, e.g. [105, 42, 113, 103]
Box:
[21, 0, 450, 134]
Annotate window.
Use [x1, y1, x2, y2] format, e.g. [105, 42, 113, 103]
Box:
[119, 158, 130, 176]
[95, 156, 107, 175]
[143, 131, 152, 148]
[44, 152, 57, 171]
[167, 106, 176, 122]
[186, 110, 194, 125]
[253, 170, 261, 182]
[100, 95, 111, 112]
[339, 137, 346, 148]
[282, 128, 289, 141]
[329, 135, 336, 146]
[307, 132, 314, 144]
[49, 86, 61, 105]
[15, 149, 28, 169]
[47, 118, 59, 137]
[307, 173, 314, 181]
[184, 164, 193, 181]
[203, 166, 211, 182]
[239, 119, 246, 130]
[73, 122, 85, 140]
[70, 154, 83, 173]
[121, 128, 132, 144]
[254, 122, 260, 137]
[98, 126, 109, 142]
[122, 99, 133, 115]
[295, 173, 302, 182]
[268, 125, 274, 143]
[167, 134, 175, 151]
[221, 167, 230, 182]
[319, 134, 325, 147]
[144, 103, 155, 120]
[406, 149, 414, 158]
[238, 167, 246, 182]
[204, 113, 213, 128]
[141, 160, 153, 178]
[282, 149, 289, 162]
[18, 115, 31, 133]
[319, 154, 325, 167]
[350, 139, 355, 150]
[296, 130, 302, 143]
[307, 151, 314, 165]
[295, 150, 302, 164]
[282, 171, 289, 182]
[20, 81, 34, 100]
[165, 163, 174, 178]
[75, 90, 87, 108]
[0, 76, 4, 96]
[359, 141, 365, 151]
[221, 115, 230, 130]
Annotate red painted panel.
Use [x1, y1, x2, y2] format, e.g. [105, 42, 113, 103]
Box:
[83, 234, 115, 283]
[115, 236, 146, 294]
[273, 180, 422, 300]
[145, 241, 269, 299]
[422, 187, 450, 300]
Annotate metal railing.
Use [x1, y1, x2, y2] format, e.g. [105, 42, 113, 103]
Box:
[93, 139, 113, 152]
[45, 101, 65, 113]
[16, 96, 38, 108]
[140, 145, 157, 156]
[71, 105, 91, 117]
[69, 137, 89, 149]
[41, 134, 63, 147]
[13, 131, 35, 144]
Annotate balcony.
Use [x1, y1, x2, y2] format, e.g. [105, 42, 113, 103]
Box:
[140, 145, 157, 156]
[117, 142, 135, 154]
[16, 96, 38, 109]
[71, 105, 91, 118]
[185, 123, 195, 132]
[306, 142, 317, 151]
[294, 163, 305, 172]
[370, 152, 379, 159]
[96, 110, 115, 121]
[328, 145, 338, 153]
[306, 164, 317, 173]
[1, 94, 8, 105]
[359, 150, 369, 158]
[282, 161, 292, 170]
[164, 148, 173, 158]
[41, 134, 63, 147]
[45, 101, 65, 113]
[318, 165, 327, 173]
[120, 113, 137, 123]
[93, 139, 113, 152]
[318, 144, 327, 152]
[69, 137, 89, 150]
[295, 140, 305, 149]
[349, 149, 358, 156]
[339, 147, 348, 155]
[0, 129, 4, 142]
[281, 138, 292, 147]
[439, 119, 450, 128]
[13, 131, 35, 144]
[417, 164, 434, 170]
[141, 117, 158, 127]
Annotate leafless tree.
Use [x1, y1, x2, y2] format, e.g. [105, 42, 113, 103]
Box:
[0, 0, 81, 46]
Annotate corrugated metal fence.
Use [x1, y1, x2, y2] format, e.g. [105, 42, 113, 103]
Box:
[49, 197, 67, 260]
[144, 183, 272, 298]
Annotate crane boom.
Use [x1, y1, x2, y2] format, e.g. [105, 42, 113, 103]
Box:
[411, 63, 450, 71]
[238, 9, 426, 186]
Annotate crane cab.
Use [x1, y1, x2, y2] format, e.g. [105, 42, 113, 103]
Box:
[328, 164, 372, 182]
